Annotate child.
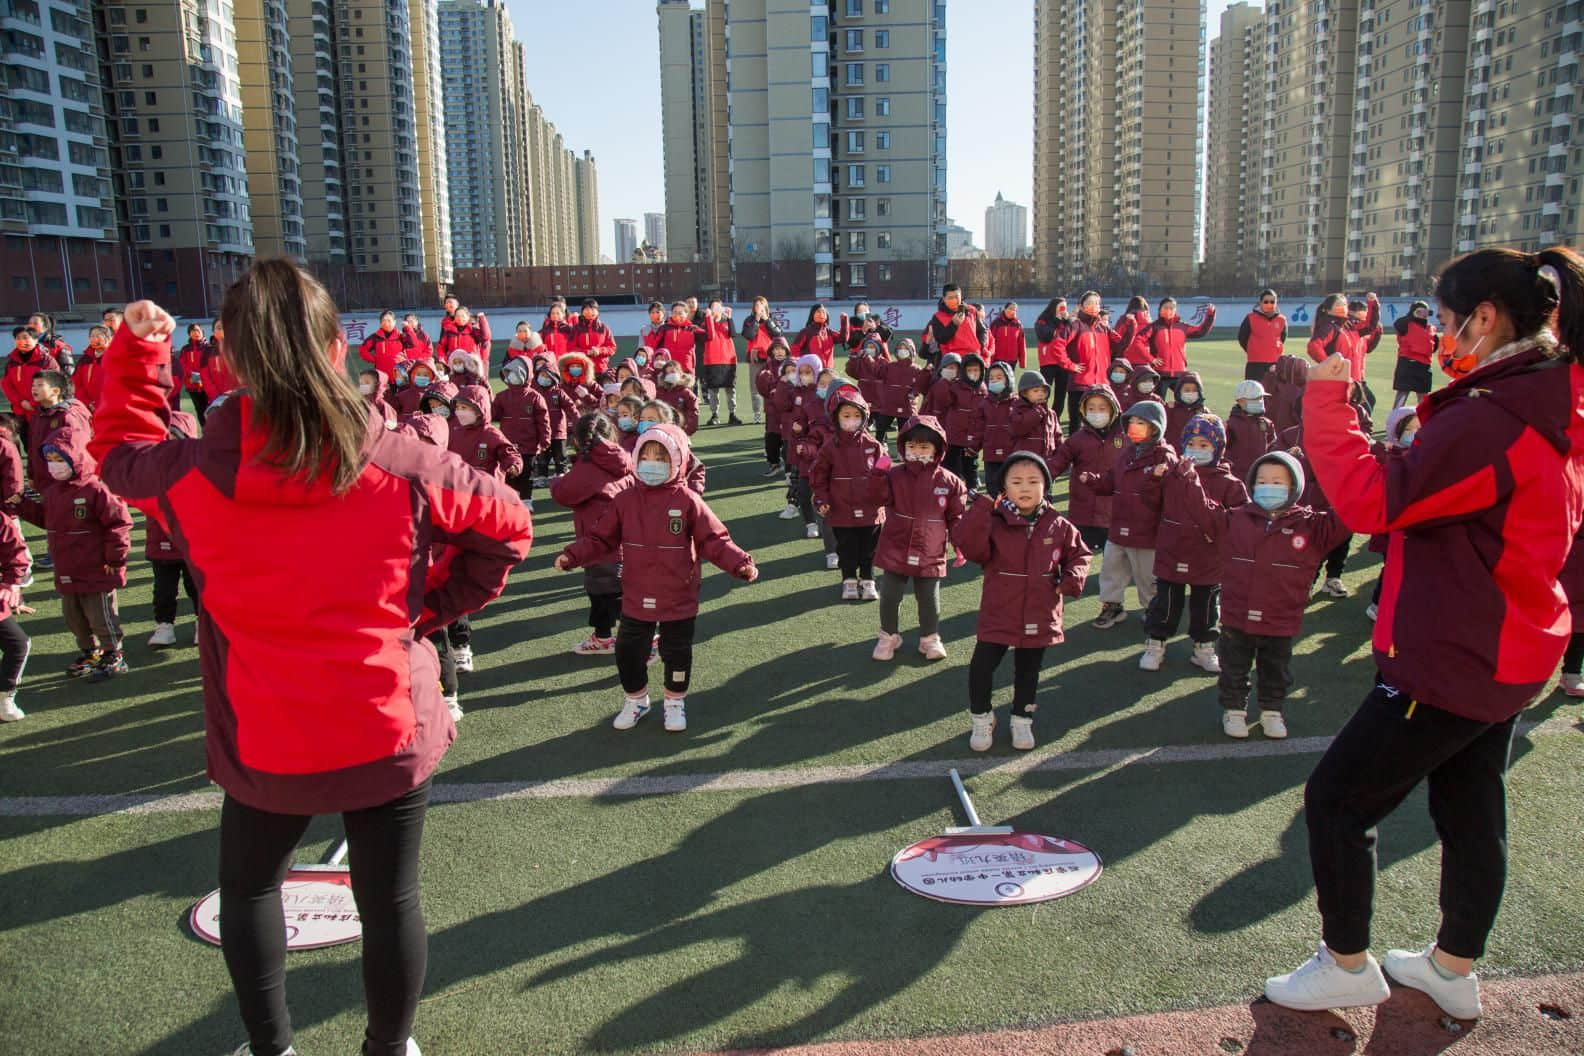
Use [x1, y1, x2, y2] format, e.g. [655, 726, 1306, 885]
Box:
[507, 322, 544, 363]
[72, 326, 110, 412]
[1180, 450, 1351, 738]
[415, 380, 459, 422]
[655, 360, 700, 434]
[613, 395, 645, 454]
[534, 360, 573, 481]
[867, 337, 930, 447]
[448, 385, 524, 484]
[1047, 385, 1125, 558]
[812, 388, 889, 600]
[772, 357, 804, 516]
[843, 332, 890, 427]
[1265, 354, 1308, 437]
[558, 351, 599, 416]
[27, 370, 93, 496]
[1225, 379, 1277, 482]
[554, 423, 757, 732]
[357, 368, 399, 426]
[146, 410, 202, 648]
[756, 337, 792, 477]
[447, 348, 489, 393]
[1141, 414, 1248, 673]
[438, 306, 492, 376]
[394, 361, 438, 417]
[18, 427, 132, 682]
[1164, 371, 1208, 452]
[787, 360, 838, 562]
[3, 326, 60, 434]
[540, 303, 575, 357]
[551, 412, 635, 656]
[178, 323, 211, 419]
[1105, 358, 1135, 408]
[492, 357, 551, 505]
[0, 412, 22, 515]
[1125, 364, 1165, 410]
[871, 415, 968, 661]
[1007, 370, 1060, 467]
[925, 352, 987, 491]
[0, 508, 29, 720]
[1080, 400, 1176, 629]
[979, 362, 1018, 495]
[637, 401, 707, 493]
[952, 452, 1091, 751]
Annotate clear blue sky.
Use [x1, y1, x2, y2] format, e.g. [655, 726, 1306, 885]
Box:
[508, 0, 1237, 261]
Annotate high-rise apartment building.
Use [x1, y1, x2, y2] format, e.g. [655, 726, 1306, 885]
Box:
[657, 0, 729, 287]
[985, 191, 1028, 258]
[409, 0, 451, 289]
[1203, 1, 1264, 287]
[1035, 0, 1203, 291]
[288, 0, 347, 273]
[644, 211, 667, 257]
[236, 0, 306, 262]
[574, 149, 600, 265]
[614, 217, 638, 263]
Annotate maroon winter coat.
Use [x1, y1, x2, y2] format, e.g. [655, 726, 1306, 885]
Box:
[1163, 371, 1207, 451]
[394, 369, 443, 418]
[1008, 398, 1061, 461]
[17, 426, 132, 594]
[951, 493, 1091, 648]
[0, 510, 27, 620]
[656, 374, 700, 434]
[1225, 407, 1277, 483]
[843, 342, 890, 410]
[979, 390, 1016, 464]
[493, 382, 552, 458]
[811, 419, 888, 528]
[867, 356, 931, 419]
[1046, 387, 1125, 528]
[561, 424, 751, 621]
[28, 398, 94, 492]
[756, 365, 791, 433]
[924, 355, 988, 449]
[0, 424, 21, 511]
[1154, 459, 1248, 584]
[872, 416, 968, 578]
[447, 385, 524, 482]
[1124, 364, 1166, 410]
[1085, 439, 1177, 548]
[549, 439, 633, 575]
[1266, 355, 1308, 437]
[787, 385, 834, 473]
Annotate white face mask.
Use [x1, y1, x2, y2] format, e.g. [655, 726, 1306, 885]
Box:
[840, 416, 863, 433]
[941, 368, 959, 381]
[455, 408, 478, 428]
[1137, 381, 1155, 395]
[1180, 389, 1199, 404]
[358, 382, 374, 396]
[450, 357, 466, 372]
[1085, 410, 1111, 429]
[904, 451, 932, 463]
[47, 460, 72, 480]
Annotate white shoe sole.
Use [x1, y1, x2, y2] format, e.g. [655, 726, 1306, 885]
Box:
[1383, 951, 1482, 1020]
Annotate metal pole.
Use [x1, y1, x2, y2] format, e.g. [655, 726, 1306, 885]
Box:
[326, 839, 348, 867]
[948, 768, 980, 828]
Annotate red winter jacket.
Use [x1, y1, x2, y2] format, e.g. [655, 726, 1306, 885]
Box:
[90, 325, 532, 815]
[72, 347, 107, 411]
[1238, 310, 1288, 365]
[1008, 398, 1061, 462]
[561, 424, 751, 620]
[3, 346, 59, 420]
[18, 426, 131, 594]
[786, 384, 834, 472]
[570, 318, 618, 375]
[700, 315, 737, 368]
[549, 439, 633, 565]
[200, 344, 240, 400]
[756, 365, 791, 433]
[811, 420, 888, 528]
[1046, 312, 1122, 388]
[402, 324, 433, 362]
[861, 355, 929, 419]
[359, 328, 415, 378]
[789, 311, 850, 367]
[952, 494, 1091, 648]
[743, 315, 784, 361]
[926, 302, 987, 358]
[179, 338, 212, 393]
[538, 319, 574, 358]
[1085, 439, 1176, 548]
[448, 385, 524, 482]
[1047, 387, 1124, 528]
[28, 398, 93, 493]
[988, 315, 1027, 368]
[873, 416, 968, 578]
[0, 509, 28, 619]
[1141, 307, 1216, 375]
[1225, 407, 1277, 484]
[1393, 315, 1436, 365]
[1154, 458, 1248, 585]
[980, 391, 1016, 463]
[652, 321, 707, 374]
[1307, 301, 1380, 383]
[1035, 316, 1076, 369]
[1115, 309, 1154, 366]
[492, 382, 552, 458]
[1303, 342, 1584, 722]
[439, 325, 492, 377]
[0, 425, 21, 511]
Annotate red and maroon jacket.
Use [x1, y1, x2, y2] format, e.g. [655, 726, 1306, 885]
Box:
[179, 338, 212, 394]
[1085, 436, 1177, 548]
[656, 372, 700, 435]
[1008, 397, 1061, 462]
[1049, 312, 1122, 388]
[1238, 309, 1288, 365]
[1154, 458, 1248, 585]
[1307, 300, 1380, 383]
[979, 386, 1017, 464]
[0, 424, 21, 512]
[789, 308, 850, 367]
[1141, 306, 1216, 375]
[393, 367, 442, 419]
[3, 345, 59, 420]
[359, 327, 412, 378]
[952, 493, 1091, 648]
[1105, 358, 1139, 409]
[71, 346, 107, 412]
[756, 363, 792, 434]
[926, 302, 987, 359]
[561, 423, 751, 620]
[535, 368, 574, 441]
[699, 315, 737, 369]
[1114, 308, 1154, 367]
[1047, 386, 1124, 527]
[1393, 315, 1436, 365]
[28, 397, 93, 493]
[1164, 372, 1207, 452]
[787, 382, 835, 473]
[843, 339, 890, 409]
[539, 319, 574, 358]
[1035, 314, 1077, 369]
[873, 415, 968, 578]
[493, 381, 552, 457]
[653, 320, 707, 374]
[402, 324, 433, 361]
[1122, 364, 1166, 412]
[0, 509, 28, 620]
[570, 317, 618, 375]
[923, 354, 987, 450]
[863, 354, 929, 420]
[439, 324, 492, 379]
[447, 385, 524, 482]
[1225, 407, 1277, 484]
[988, 314, 1027, 368]
[773, 379, 803, 451]
[200, 343, 240, 400]
[556, 351, 601, 417]
[361, 370, 400, 427]
[18, 425, 131, 594]
[811, 396, 888, 528]
[1267, 355, 1308, 437]
[1303, 341, 1584, 722]
[549, 438, 632, 564]
[90, 324, 532, 815]
[145, 409, 200, 561]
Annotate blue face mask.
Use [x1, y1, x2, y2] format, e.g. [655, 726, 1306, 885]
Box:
[1252, 483, 1288, 510]
[815, 386, 829, 399]
[1244, 399, 1266, 416]
[413, 375, 431, 389]
[635, 460, 670, 486]
[617, 415, 636, 432]
[538, 375, 555, 387]
[1186, 447, 1215, 466]
[988, 380, 1008, 395]
[634, 354, 647, 366]
[569, 366, 583, 378]
[427, 404, 450, 419]
[504, 369, 527, 387]
[636, 419, 655, 434]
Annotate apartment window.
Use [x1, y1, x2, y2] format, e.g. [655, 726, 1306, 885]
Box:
[138, 36, 151, 50]
[108, 8, 125, 23]
[848, 231, 866, 252]
[848, 263, 867, 286]
[846, 96, 864, 120]
[878, 263, 893, 281]
[846, 29, 863, 52]
[876, 197, 891, 216]
[814, 193, 831, 218]
[849, 198, 866, 219]
[811, 14, 826, 39]
[814, 157, 831, 184]
[845, 0, 862, 15]
[816, 262, 833, 286]
[847, 130, 864, 153]
[148, 118, 159, 132]
[875, 164, 892, 183]
[875, 131, 890, 150]
[815, 229, 832, 254]
[848, 164, 865, 187]
[135, 8, 147, 22]
[875, 29, 890, 48]
[813, 52, 828, 77]
[158, 224, 170, 238]
[845, 62, 863, 85]
[813, 86, 828, 114]
[141, 64, 153, 77]
[155, 198, 168, 212]
[875, 63, 890, 82]
[875, 97, 891, 117]
[876, 231, 892, 249]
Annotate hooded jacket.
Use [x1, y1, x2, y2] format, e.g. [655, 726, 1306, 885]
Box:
[550, 438, 633, 591]
[360, 369, 400, 426]
[1164, 371, 1208, 452]
[858, 344, 930, 419]
[28, 396, 94, 493]
[1047, 385, 1125, 527]
[570, 316, 618, 374]
[1154, 418, 1249, 584]
[1141, 305, 1216, 375]
[359, 327, 413, 378]
[561, 423, 751, 621]
[447, 385, 524, 482]
[979, 368, 1018, 463]
[492, 379, 552, 457]
[811, 391, 888, 528]
[72, 344, 107, 411]
[1307, 299, 1380, 383]
[3, 344, 60, 420]
[787, 365, 836, 473]
[200, 342, 240, 400]
[952, 492, 1091, 648]
[1124, 364, 1166, 411]
[1225, 404, 1278, 484]
[90, 324, 532, 815]
[843, 336, 890, 409]
[1084, 425, 1178, 548]
[655, 367, 701, 434]
[446, 349, 490, 393]
[556, 351, 601, 416]
[1105, 357, 1139, 409]
[0, 422, 21, 513]
[873, 415, 969, 578]
[180, 337, 212, 394]
[1008, 390, 1061, 462]
[0, 507, 28, 620]
[756, 354, 793, 433]
[771, 368, 804, 447]
[18, 425, 132, 595]
[926, 301, 987, 358]
[924, 353, 988, 449]
[1266, 355, 1308, 437]
[438, 323, 492, 379]
[789, 307, 850, 368]
[1238, 308, 1288, 365]
[988, 313, 1027, 368]
[1303, 340, 1584, 722]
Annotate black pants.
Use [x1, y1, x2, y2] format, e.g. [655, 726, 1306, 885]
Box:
[968, 640, 1045, 717]
[764, 432, 783, 467]
[872, 413, 897, 445]
[1145, 580, 1220, 643]
[219, 780, 432, 1056]
[187, 389, 211, 423]
[615, 615, 695, 696]
[512, 472, 534, 504]
[1244, 361, 1274, 383]
[447, 613, 470, 650]
[1315, 535, 1351, 581]
[151, 558, 198, 624]
[1215, 626, 1293, 711]
[1564, 631, 1584, 674]
[0, 613, 30, 691]
[944, 445, 979, 492]
[588, 591, 622, 638]
[984, 461, 1005, 497]
[1040, 365, 1070, 418]
[535, 438, 567, 478]
[1305, 678, 1518, 958]
[1065, 388, 1087, 436]
[427, 629, 456, 697]
[1078, 525, 1109, 556]
[833, 524, 879, 580]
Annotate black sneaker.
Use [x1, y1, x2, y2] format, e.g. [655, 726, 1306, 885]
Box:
[35, 552, 53, 570]
[706, 415, 720, 427]
[66, 650, 102, 677]
[728, 414, 744, 426]
[85, 652, 129, 683]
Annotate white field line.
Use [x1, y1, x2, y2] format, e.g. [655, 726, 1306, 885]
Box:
[1, 717, 1575, 818]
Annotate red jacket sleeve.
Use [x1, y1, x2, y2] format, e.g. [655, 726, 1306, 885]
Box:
[419, 457, 533, 636]
[686, 453, 707, 494]
[561, 497, 624, 569]
[358, 335, 379, 365]
[532, 394, 552, 454]
[492, 428, 523, 480]
[1055, 516, 1092, 594]
[549, 458, 604, 508]
[1185, 305, 1216, 339]
[89, 327, 188, 516]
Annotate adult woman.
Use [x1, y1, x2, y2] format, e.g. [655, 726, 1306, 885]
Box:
[742, 296, 782, 424]
[1046, 291, 1123, 433]
[89, 260, 534, 1056]
[1266, 247, 1584, 1021]
[1033, 298, 1074, 416]
[1237, 290, 1287, 382]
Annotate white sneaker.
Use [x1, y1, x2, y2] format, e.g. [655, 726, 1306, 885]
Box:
[872, 632, 902, 661]
[778, 502, 801, 519]
[805, 522, 821, 538]
[825, 552, 840, 570]
[1322, 577, 1350, 598]
[1365, 602, 1379, 621]
[225, 1046, 297, 1056]
[1183, 643, 1219, 676]
[1222, 710, 1250, 738]
[1139, 638, 1166, 671]
[613, 693, 651, 730]
[1383, 944, 1483, 1020]
[663, 696, 687, 731]
[969, 712, 995, 752]
[148, 622, 177, 648]
[453, 644, 474, 672]
[840, 578, 859, 600]
[1259, 709, 1288, 739]
[1561, 672, 1584, 697]
[917, 633, 948, 661]
[444, 694, 463, 722]
[1265, 945, 1391, 1012]
[858, 579, 879, 601]
[1010, 714, 1035, 750]
[0, 691, 23, 722]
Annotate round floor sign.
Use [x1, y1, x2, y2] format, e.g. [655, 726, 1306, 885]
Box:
[890, 832, 1102, 906]
[189, 867, 363, 950]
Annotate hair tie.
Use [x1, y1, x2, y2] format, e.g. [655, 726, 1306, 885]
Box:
[1537, 263, 1563, 293]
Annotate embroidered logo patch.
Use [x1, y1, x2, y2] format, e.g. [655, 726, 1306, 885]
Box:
[669, 515, 684, 535]
[476, 443, 489, 463]
[1113, 436, 1124, 448]
[1292, 535, 1307, 550]
[72, 499, 87, 521]
[938, 496, 947, 508]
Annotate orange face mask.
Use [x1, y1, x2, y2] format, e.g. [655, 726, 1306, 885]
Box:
[1126, 422, 1153, 444]
[1438, 316, 1482, 379]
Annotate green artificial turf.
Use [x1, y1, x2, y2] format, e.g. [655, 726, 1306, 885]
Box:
[2, 338, 1582, 1055]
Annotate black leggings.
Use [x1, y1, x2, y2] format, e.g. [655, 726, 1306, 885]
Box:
[1040, 365, 1070, 418]
[0, 613, 30, 691]
[764, 432, 783, 467]
[1564, 631, 1584, 675]
[427, 629, 456, 696]
[872, 413, 897, 445]
[219, 779, 432, 1056]
[512, 471, 534, 503]
[833, 524, 879, 580]
[588, 591, 622, 638]
[536, 438, 567, 477]
[151, 559, 198, 624]
[447, 613, 470, 649]
[944, 445, 979, 491]
[187, 389, 211, 423]
[1317, 535, 1351, 581]
[968, 640, 1045, 716]
[615, 615, 695, 696]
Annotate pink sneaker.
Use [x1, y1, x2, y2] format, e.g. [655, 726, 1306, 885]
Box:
[872, 632, 902, 661]
[917, 634, 948, 661]
[572, 635, 615, 656]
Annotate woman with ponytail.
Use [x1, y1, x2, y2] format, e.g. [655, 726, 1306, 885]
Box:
[87, 259, 534, 1056]
[1265, 247, 1584, 1023]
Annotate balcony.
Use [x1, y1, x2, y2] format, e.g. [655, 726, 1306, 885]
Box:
[1547, 171, 1565, 187]
[1551, 142, 1569, 157]
[1544, 201, 1562, 216]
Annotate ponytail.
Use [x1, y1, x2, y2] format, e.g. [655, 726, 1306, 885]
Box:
[1437, 246, 1584, 363]
[1535, 246, 1584, 362]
